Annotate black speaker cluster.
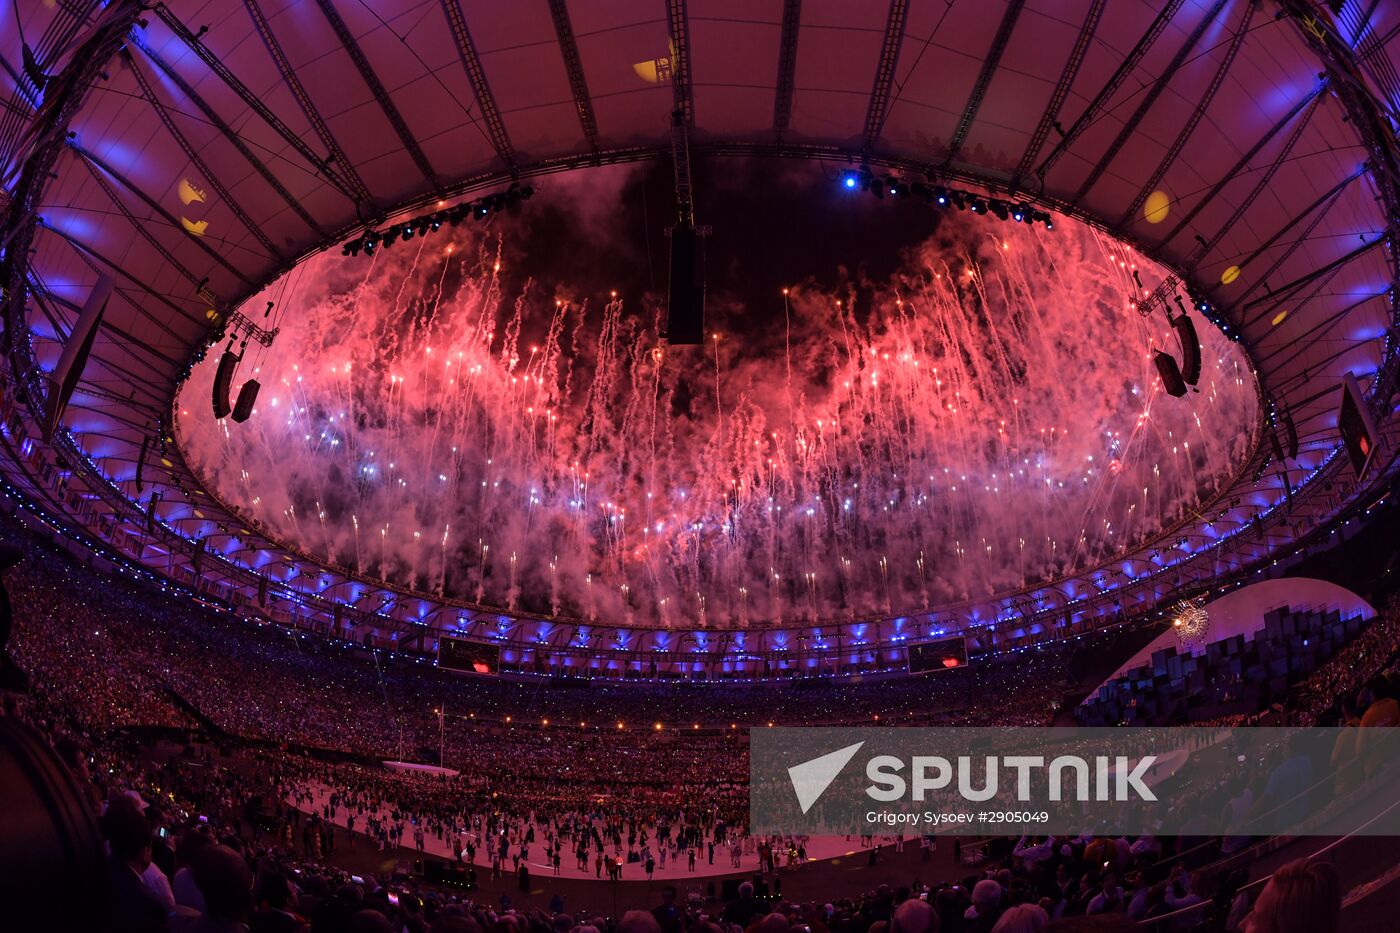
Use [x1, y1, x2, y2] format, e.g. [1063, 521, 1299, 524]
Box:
[211, 349, 260, 423]
[665, 226, 704, 345]
[341, 182, 535, 258]
[841, 167, 1054, 229]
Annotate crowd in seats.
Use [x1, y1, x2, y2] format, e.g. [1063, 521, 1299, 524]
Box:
[1292, 607, 1400, 724]
[0, 510, 1377, 933]
[3, 513, 1075, 763]
[2, 673, 1353, 933]
[6, 543, 197, 734]
[1075, 602, 1384, 727]
[1, 650, 1355, 933]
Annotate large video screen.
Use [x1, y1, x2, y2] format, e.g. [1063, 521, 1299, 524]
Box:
[907, 634, 969, 674]
[438, 637, 501, 675]
[1339, 372, 1378, 479]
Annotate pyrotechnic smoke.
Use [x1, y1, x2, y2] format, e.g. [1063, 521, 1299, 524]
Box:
[179, 170, 1257, 628]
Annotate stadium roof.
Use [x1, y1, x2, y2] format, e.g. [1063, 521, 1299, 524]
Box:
[2, 0, 1400, 661]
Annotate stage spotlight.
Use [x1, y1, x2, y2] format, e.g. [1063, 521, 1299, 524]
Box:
[1011, 205, 1026, 222]
[933, 186, 949, 205]
[841, 172, 859, 189]
[989, 199, 1009, 220]
[969, 198, 986, 214]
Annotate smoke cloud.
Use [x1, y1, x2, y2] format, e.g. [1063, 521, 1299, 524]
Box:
[178, 167, 1257, 629]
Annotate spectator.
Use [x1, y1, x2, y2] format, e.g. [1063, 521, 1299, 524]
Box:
[965, 880, 1003, 932]
[174, 844, 254, 932]
[101, 798, 168, 933]
[723, 882, 764, 927]
[1240, 858, 1340, 933]
[991, 905, 1048, 933]
[618, 910, 663, 933]
[651, 886, 683, 933]
[891, 897, 940, 933]
[250, 872, 307, 933]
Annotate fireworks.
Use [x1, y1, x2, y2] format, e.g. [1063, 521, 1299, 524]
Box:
[177, 171, 1256, 629]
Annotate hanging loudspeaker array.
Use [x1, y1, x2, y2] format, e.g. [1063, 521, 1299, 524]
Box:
[211, 349, 240, 419]
[231, 379, 260, 423]
[1172, 313, 1201, 386]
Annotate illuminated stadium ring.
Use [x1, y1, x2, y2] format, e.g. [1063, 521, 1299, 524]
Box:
[1, 1, 1398, 677]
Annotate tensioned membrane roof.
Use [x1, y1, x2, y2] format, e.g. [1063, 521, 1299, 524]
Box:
[2, 0, 1399, 661]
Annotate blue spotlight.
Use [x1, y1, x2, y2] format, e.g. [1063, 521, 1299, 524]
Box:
[842, 174, 858, 189]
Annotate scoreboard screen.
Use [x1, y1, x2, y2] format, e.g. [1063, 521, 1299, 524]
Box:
[907, 635, 969, 674]
[438, 637, 501, 675]
[1339, 372, 1378, 480]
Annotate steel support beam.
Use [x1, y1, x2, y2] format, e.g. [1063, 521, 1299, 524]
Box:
[241, 0, 374, 209]
[25, 270, 186, 377]
[1012, 0, 1105, 187]
[1120, 2, 1256, 226]
[862, 0, 908, 152]
[1189, 91, 1322, 267]
[37, 218, 205, 337]
[70, 147, 202, 291]
[69, 141, 253, 287]
[129, 33, 328, 239]
[1238, 236, 1383, 315]
[1158, 84, 1326, 249]
[547, 0, 600, 153]
[1072, 0, 1229, 205]
[122, 49, 283, 262]
[1234, 172, 1360, 313]
[944, 0, 1024, 165]
[1035, 0, 1186, 181]
[440, 0, 516, 169]
[153, 3, 363, 205]
[666, 0, 695, 126]
[311, 0, 439, 192]
[1256, 291, 1384, 370]
[773, 0, 802, 139]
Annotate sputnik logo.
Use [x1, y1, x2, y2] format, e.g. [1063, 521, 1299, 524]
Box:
[788, 741, 865, 813]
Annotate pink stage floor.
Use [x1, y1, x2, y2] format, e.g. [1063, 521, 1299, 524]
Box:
[293, 783, 891, 882]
